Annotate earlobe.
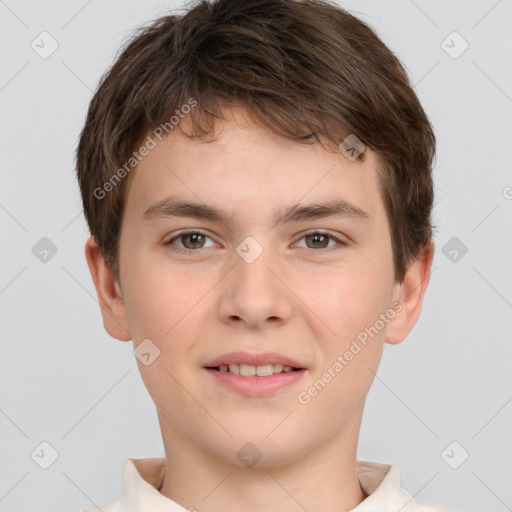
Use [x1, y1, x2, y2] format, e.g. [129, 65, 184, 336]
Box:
[385, 242, 435, 345]
[84, 236, 132, 342]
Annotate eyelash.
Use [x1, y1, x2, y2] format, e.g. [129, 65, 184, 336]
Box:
[164, 229, 348, 254]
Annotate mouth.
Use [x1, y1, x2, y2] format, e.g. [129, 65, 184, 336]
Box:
[203, 364, 307, 397]
[205, 363, 303, 377]
[203, 351, 308, 396]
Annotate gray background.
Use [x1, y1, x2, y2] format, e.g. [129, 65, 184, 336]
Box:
[1, 1, 511, 511]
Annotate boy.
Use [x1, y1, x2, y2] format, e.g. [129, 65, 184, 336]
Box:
[76, 0, 456, 510]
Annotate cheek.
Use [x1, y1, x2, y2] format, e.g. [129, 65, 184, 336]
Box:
[314, 266, 392, 335]
[123, 269, 211, 392]
[306, 268, 392, 392]
[121, 258, 204, 338]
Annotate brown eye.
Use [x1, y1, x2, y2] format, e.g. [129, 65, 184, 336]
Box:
[165, 231, 216, 252]
[304, 233, 330, 249]
[295, 231, 347, 251]
[181, 233, 206, 249]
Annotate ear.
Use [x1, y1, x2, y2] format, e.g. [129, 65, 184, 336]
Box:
[385, 242, 434, 345]
[84, 236, 132, 342]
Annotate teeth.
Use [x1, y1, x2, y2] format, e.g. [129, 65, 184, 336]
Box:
[239, 363, 256, 376]
[216, 363, 297, 376]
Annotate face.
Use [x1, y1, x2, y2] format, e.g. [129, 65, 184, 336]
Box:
[88, 106, 432, 468]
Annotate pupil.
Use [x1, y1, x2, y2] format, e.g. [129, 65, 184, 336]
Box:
[185, 233, 203, 248]
[309, 234, 328, 248]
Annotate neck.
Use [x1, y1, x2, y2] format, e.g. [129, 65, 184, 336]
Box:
[157, 413, 368, 512]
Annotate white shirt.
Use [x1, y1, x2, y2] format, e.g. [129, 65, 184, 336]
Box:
[82, 457, 457, 511]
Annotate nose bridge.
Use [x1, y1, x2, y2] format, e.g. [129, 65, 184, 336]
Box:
[235, 239, 275, 292]
[219, 236, 293, 327]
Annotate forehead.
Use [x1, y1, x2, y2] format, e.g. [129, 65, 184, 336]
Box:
[123, 108, 386, 225]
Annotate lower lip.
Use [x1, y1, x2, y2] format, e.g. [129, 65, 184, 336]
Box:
[204, 368, 307, 397]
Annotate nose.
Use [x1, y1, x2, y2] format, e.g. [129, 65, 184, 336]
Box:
[217, 242, 294, 330]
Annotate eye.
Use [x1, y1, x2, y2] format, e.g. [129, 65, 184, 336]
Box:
[294, 231, 347, 250]
[165, 230, 216, 252]
[164, 229, 348, 254]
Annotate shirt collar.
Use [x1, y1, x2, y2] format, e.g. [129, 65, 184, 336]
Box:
[118, 457, 417, 511]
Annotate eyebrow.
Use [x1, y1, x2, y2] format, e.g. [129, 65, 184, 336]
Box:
[142, 195, 371, 225]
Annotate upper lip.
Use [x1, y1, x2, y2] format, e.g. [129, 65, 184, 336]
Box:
[204, 351, 307, 369]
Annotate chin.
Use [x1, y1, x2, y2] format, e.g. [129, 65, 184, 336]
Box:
[210, 431, 309, 469]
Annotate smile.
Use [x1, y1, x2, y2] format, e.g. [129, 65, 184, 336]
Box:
[207, 363, 301, 376]
[204, 366, 307, 397]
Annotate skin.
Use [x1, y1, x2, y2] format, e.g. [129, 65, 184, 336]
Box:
[85, 106, 434, 512]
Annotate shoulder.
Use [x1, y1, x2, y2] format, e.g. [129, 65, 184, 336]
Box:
[356, 460, 460, 512]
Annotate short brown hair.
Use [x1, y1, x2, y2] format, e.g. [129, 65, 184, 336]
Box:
[76, 0, 436, 283]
